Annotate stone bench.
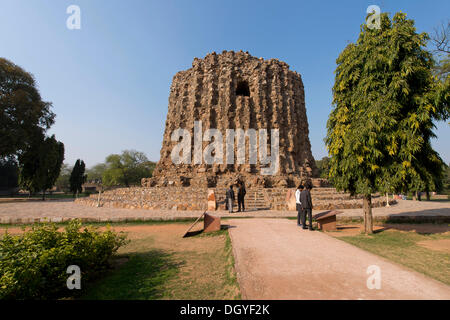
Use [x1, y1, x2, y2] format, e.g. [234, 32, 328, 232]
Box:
[313, 210, 342, 231]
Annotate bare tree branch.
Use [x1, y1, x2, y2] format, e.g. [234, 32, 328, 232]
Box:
[431, 21, 450, 54]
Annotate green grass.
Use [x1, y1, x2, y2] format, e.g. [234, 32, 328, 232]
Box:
[223, 230, 241, 299]
[0, 193, 89, 200]
[336, 230, 450, 285]
[80, 226, 241, 300]
[81, 249, 181, 299]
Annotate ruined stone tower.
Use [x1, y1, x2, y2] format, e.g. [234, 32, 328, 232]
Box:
[143, 50, 317, 188]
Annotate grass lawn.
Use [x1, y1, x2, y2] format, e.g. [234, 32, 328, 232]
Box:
[80, 223, 241, 300]
[331, 225, 450, 285]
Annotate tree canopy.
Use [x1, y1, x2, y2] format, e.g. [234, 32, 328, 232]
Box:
[315, 156, 331, 179]
[0, 58, 55, 158]
[86, 163, 107, 182]
[69, 160, 87, 196]
[0, 158, 19, 191]
[18, 134, 65, 199]
[325, 12, 449, 233]
[102, 150, 155, 187]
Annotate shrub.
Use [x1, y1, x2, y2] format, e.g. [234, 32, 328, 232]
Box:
[0, 220, 128, 299]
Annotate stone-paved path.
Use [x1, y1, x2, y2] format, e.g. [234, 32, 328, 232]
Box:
[227, 218, 450, 300]
[0, 199, 448, 224]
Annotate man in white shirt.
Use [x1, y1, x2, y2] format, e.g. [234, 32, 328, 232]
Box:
[295, 184, 304, 227]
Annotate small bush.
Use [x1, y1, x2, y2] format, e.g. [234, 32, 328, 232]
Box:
[0, 220, 128, 299]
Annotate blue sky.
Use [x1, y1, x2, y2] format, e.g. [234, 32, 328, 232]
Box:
[1, 0, 449, 167]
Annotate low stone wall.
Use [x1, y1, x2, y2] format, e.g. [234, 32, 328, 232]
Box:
[76, 187, 209, 210]
[76, 187, 396, 211]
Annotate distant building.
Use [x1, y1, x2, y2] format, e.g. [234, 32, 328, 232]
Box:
[82, 183, 101, 193]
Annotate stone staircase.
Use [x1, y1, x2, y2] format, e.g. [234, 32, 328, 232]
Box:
[244, 189, 269, 210]
[215, 187, 394, 211]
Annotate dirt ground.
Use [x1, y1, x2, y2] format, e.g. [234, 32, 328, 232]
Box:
[227, 218, 450, 300]
[417, 239, 450, 253]
[2, 220, 448, 300]
[0, 223, 220, 252]
[0, 222, 240, 299]
[109, 223, 239, 299]
[331, 223, 450, 237]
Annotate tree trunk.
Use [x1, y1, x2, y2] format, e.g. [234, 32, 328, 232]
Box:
[385, 193, 390, 207]
[42, 190, 45, 201]
[426, 191, 430, 201]
[363, 194, 373, 234]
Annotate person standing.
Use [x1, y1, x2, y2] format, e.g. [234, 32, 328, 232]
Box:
[226, 185, 235, 213]
[295, 184, 304, 227]
[237, 181, 246, 212]
[300, 183, 313, 230]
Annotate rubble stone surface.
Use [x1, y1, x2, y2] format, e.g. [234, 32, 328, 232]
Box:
[143, 51, 317, 188]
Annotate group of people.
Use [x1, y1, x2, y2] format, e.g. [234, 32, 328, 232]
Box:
[225, 181, 246, 213]
[224, 181, 314, 230]
[295, 183, 314, 230]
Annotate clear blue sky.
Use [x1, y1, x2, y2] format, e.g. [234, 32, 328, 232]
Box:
[1, 0, 449, 167]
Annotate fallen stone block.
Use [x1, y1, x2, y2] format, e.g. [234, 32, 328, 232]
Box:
[204, 213, 221, 233]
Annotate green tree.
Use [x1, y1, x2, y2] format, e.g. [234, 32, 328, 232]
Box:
[0, 58, 55, 158]
[315, 156, 331, 179]
[69, 159, 87, 197]
[55, 163, 72, 192]
[0, 158, 19, 191]
[18, 134, 65, 200]
[443, 163, 450, 195]
[325, 12, 448, 234]
[102, 150, 155, 187]
[86, 163, 107, 182]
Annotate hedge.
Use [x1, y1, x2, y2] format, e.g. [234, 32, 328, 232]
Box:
[0, 220, 128, 299]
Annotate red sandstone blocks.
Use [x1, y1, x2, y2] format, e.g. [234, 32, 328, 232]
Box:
[203, 213, 221, 233]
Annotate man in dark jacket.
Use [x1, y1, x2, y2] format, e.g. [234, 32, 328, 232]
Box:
[226, 185, 235, 213]
[300, 184, 313, 230]
[237, 181, 246, 212]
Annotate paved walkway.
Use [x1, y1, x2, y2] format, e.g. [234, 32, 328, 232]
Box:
[0, 199, 448, 224]
[227, 218, 450, 300]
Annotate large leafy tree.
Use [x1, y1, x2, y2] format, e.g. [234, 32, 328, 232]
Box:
[0, 58, 55, 158]
[18, 134, 65, 200]
[0, 158, 19, 191]
[102, 150, 155, 187]
[326, 12, 449, 234]
[86, 163, 107, 182]
[69, 159, 87, 197]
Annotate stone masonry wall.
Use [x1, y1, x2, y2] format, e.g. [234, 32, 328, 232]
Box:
[76, 187, 395, 211]
[144, 50, 318, 189]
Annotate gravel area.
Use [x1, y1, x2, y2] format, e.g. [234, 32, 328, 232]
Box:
[0, 199, 448, 224]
